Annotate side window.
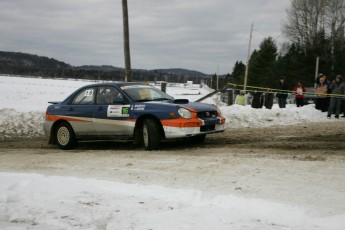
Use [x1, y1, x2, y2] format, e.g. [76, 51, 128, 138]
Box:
[72, 88, 96, 105]
[96, 87, 123, 104]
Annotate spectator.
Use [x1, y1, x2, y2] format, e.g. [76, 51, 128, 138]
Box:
[244, 92, 252, 105]
[264, 89, 274, 109]
[293, 81, 307, 107]
[342, 99, 345, 118]
[235, 91, 246, 106]
[327, 75, 345, 119]
[251, 91, 264, 109]
[276, 77, 288, 108]
[315, 75, 329, 112]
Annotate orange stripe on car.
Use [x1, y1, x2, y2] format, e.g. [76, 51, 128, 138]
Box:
[160, 117, 203, 128]
[45, 114, 92, 122]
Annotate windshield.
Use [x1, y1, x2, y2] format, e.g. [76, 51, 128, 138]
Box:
[121, 85, 174, 102]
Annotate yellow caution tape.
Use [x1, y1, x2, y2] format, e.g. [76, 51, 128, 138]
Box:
[227, 83, 345, 98]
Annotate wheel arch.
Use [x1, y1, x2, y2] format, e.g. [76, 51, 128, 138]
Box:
[49, 119, 73, 144]
[133, 114, 165, 140]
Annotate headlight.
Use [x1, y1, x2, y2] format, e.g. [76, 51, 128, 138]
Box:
[178, 108, 192, 119]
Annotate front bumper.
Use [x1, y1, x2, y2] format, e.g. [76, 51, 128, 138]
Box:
[162, 116, 226, 139]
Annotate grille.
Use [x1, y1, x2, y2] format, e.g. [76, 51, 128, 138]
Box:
[200, 125, 215, 132]
[197, 111, 217, 118]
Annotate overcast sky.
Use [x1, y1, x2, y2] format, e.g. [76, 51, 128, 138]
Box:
[0, 0, 291, 74]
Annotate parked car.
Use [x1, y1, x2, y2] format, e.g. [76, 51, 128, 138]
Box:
[43, 82, 226, 150]
[303, 87, 317, 104]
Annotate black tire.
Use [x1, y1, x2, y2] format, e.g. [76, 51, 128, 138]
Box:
[189, 134, 206, 144]
[133, 125, 143, 147]
[54, 122, 77, 150]
[142, 119, 161, 151]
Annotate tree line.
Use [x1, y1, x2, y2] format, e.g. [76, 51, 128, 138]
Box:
[0, 51, 208, 84]
[218, 0, 345, 90]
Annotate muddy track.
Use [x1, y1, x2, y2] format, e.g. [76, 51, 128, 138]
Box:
[1, 121, 344, 152]
[1, 121, 345, 214]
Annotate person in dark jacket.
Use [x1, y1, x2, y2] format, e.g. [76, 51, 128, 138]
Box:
[251, 91, 264, 109]
[327, 75, 345, 119]
[264, 89, 274, 109]
[276, 77, 288, 108]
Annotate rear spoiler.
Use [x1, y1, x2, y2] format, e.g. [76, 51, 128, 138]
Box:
[48, 101, 61, 104]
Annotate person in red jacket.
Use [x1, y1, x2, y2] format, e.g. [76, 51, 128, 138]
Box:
[293, 81, 307, 107]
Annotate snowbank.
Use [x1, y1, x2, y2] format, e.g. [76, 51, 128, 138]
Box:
[0, 109, 44, 139]
[223, 103, 334, 128]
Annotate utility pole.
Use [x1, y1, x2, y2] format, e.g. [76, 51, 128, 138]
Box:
[243, 23, 253, 91]
[216, 65, 219, 90]
[122, 0, 132, 82]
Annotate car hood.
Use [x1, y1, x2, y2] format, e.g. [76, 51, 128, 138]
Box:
[146, 99, 217, 112]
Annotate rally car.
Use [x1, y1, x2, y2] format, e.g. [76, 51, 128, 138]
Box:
[43, 82, 225, 150]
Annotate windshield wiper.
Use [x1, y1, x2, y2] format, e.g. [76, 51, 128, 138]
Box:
[135, 99, 152, 102]
[152, 98, 172, 101]
[135, 98, 172, 102]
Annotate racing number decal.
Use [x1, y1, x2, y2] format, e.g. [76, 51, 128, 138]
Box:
[107, 105, 130, 117]
[122, 107, 129, 115]
[84, 89, 94, 96]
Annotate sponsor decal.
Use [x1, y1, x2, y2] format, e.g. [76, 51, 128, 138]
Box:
[130, 104, 146, 111]
[107, 105, 130, 117]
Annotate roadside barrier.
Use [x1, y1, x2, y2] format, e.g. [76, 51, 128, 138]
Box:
[227, 83, 345, 98]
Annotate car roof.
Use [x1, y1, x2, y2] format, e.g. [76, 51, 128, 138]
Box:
[81, 82, 148, 88]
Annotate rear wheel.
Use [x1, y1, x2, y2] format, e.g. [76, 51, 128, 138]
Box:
[55, 122, 76, 150]
[142, 119, 161, 151]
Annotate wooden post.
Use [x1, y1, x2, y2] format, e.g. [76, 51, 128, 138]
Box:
[216, 65, 219, 90]
[314, 57, 319, 88]
[243, 23, 253, 92]
[122, 0, 132, 82]
[161, 82, 167, 93]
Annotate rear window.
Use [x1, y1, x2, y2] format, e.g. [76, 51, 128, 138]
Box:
[72, 88, 96, 104]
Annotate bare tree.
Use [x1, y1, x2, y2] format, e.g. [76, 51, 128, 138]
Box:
[283, 0, 345, 72]
[325, 0, 345, 70]
[283, 0, 328, 49]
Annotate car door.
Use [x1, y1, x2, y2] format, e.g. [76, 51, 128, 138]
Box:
[94, 86, 134, 136]
[61, 87, 97, 135]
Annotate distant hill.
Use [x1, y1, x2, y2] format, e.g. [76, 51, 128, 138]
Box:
[0, 51, 70, 69]
[0, 51, 210, 83]
[152, 68, 208, 77]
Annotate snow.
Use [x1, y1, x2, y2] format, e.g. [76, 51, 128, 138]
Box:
[1, 75, 344, 229]
[1, 172, 344, 230]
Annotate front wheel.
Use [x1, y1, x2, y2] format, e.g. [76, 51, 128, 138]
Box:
[143, 119, 161, 151]
[55, 122, 77, 150]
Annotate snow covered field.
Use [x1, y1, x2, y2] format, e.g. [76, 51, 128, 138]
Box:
[1, 75, 344, 229]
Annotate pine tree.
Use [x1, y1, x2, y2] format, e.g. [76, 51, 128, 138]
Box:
[248, 37, 278, 88]
[231, 61, 246, 85]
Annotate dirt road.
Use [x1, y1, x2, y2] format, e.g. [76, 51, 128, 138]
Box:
[1, 121, 345, 215]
